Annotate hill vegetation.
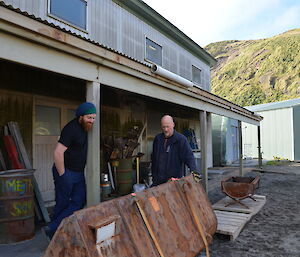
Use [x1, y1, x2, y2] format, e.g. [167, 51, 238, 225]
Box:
[205, 29, 300, 106]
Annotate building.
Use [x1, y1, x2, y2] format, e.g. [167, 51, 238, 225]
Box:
[243, 98, 300, 161]
[0, 0, 262, 206]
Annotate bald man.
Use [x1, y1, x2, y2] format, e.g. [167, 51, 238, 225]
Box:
[151, 115, 197, 186]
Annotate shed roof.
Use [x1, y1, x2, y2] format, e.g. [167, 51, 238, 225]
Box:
[246, 98, 300, 112]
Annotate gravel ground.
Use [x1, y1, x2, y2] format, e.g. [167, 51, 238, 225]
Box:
[1, 162, 299, 257]
[207, 164, 300, 257]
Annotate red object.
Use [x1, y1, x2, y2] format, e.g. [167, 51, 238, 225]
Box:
[3, 135, 24, 169]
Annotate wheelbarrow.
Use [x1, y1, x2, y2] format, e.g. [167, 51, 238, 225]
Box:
[221, 176, 260, 208]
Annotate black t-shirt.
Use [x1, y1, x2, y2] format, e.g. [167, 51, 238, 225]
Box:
[58, 118, 88, 172]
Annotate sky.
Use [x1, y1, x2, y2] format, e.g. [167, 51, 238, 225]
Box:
[142, 0, 300, 47]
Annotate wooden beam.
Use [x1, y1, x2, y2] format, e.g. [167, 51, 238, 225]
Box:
[86, 81, 101, 206]
[0, 31, 98, 81]
[200, 110, 208, 192]
[206, 112, 213, 167]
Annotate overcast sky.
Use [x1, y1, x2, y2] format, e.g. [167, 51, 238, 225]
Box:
[142, 0, 300, 47]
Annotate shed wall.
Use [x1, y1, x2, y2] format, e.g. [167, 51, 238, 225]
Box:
[243, 108, 294, 160]
[293, 106, 300, 161]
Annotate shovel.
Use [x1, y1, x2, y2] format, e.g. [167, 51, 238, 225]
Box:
[133, 153, 146, 192]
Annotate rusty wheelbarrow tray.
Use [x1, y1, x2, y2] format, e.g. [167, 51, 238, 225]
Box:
[221, 176, 260, 209]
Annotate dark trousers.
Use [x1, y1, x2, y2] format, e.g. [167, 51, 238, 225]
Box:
[48, 166, 86, 232]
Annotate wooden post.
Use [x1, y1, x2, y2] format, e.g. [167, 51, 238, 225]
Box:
[257, 125, 262, 168]
[206, 112, 212, 168]
[200, 110, 208, 192]
[238, 120, 243, 176]
[86, 81, 101, 206]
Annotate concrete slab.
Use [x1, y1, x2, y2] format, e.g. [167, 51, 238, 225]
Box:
[0, 227, 48, 257]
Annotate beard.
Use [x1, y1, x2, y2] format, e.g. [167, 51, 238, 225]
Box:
[80, 119, 93, 132]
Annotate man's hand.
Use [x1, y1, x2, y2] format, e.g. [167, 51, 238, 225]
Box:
[54, 142, 67, 176]
[191, 171, 201, 183]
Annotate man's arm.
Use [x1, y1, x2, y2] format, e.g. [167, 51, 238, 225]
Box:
[54, 142, 68, 176]
[181, 137, 197, 172]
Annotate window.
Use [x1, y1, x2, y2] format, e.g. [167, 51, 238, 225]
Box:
[145, 38, 162, 66]
[35, 106, 61, 136]
[49, 0, 87, 30]
[192, 65, 202, 86]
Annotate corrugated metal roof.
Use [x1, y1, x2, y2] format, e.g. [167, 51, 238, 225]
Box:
[0, 1, 151, 68]
[246, 98, 300, 112]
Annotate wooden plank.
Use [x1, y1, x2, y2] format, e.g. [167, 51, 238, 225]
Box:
[33, 176, 51, 223]
[214, 210, 250, 218]
[214, 210, 252, 241]
[7, 122, 32, 169]
[213, 195, 266, 214]
[213, 195, 266, 241]
[0, 149, 7, 170]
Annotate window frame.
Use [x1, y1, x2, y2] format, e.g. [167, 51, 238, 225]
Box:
[47, 0, 88, 33]
[144, 37, 163, 66]
[192, 65, 202, 87]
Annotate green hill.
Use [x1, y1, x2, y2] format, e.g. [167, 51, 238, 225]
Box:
[205, 29, 300, 106]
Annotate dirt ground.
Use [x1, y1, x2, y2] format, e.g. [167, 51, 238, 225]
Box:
[207, 162, 300, 257]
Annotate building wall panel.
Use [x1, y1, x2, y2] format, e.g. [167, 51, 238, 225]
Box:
[293, 106, 300, 160]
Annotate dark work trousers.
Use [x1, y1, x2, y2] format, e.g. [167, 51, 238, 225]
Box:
[48, 166, 86, 232]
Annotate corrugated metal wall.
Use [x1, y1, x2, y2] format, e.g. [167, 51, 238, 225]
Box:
[212, 115, 239, 166]
[243, 108, 294, 160]
[242, 122, 258, 158]
[293, 106, 300, 161]
[3, 0, 211, 90]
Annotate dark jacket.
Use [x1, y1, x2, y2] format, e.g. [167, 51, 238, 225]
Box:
[151, 130, 196, 185]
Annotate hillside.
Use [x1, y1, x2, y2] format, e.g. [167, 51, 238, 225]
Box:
[205, 29, 300, 106]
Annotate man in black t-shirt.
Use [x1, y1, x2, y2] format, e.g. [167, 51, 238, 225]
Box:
[42, 102, 96, 241]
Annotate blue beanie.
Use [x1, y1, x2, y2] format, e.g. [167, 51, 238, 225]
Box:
[76, 102, 96, 117]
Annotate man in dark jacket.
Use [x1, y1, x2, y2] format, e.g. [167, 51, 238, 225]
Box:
[151, 115, 196, 186]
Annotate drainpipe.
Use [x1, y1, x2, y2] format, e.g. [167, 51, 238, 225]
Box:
[257, 126, 262, 168]
[151, 65, 194, 88]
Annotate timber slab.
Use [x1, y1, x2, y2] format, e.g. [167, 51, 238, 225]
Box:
[213, 195, 266, 241]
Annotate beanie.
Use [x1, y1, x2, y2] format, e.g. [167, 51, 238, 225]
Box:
[76, 102, 96, 117]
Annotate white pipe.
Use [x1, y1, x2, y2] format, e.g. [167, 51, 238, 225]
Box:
[151, 65, 194, 88]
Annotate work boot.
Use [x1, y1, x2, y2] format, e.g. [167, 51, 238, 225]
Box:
[41, 226, 55, 243]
